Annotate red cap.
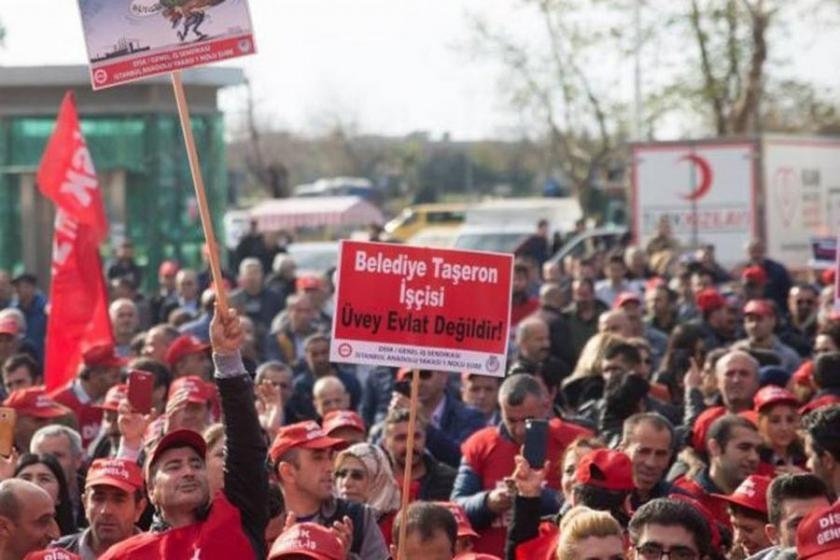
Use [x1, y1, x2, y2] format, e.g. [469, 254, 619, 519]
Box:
[645, 277, 666, 291]
[82, 343, 128, 369]
[742, 266, 768, 284]
[95, 384, 128, 412]
[322, 410, 366, 436]
[691, 406, 727, 452]
[3, 388, 70, 419]
[712, 475, 771, 515]
[796, 501, 840, 559]
[744, 299, 775, 317]
[269, 421, 348, 464]
[754, 386, 799, 413]
[164, 335, 210, 367]
[297, 276, 323, 291]
[168, 376, 212, 404]
[24, 551, 82, 560]
[695, 289, 726, 313]
[269, 522, 345, 560]
[437, 501, 479, 539]
[821, 268, 836, 287]
[575, 449, 634, 491]
[158, 260, 179, 277]
[85, 458, 144, 494]
[668, 493, 723, 551]
[800, 395, 840, 416]
[0, 317, 20, 336]
[145, 429, 206, 479]
[613, 292, 641, 309]
[793, 361, 815, 387]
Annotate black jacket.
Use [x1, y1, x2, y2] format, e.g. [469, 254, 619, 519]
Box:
[419, 453, 457, 501]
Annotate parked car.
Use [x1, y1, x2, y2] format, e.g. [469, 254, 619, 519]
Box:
[287, 241, 340, 276]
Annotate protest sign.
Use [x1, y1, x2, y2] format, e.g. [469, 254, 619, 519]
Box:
[77, 0, 256, 90]
[330, 240, 513, 376]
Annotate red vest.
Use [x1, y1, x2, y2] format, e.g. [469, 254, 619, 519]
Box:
[515, 521, 559, 560]
[50, 384, 102, 449]
[99, 493, 254, 560]
[462, 418, 591, 556]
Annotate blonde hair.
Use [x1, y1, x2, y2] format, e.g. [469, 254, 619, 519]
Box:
[568, 333, 620, 380]
[556, 506, 623, 560]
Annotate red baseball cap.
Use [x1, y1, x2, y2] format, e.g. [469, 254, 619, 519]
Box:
[158, 260, 179, 277]
[800, 395, 840, 416]
[744, 299, 775, 317]
[164, 335, 210, 367]
[82, 343, 128, 369]
[269, 421, 348, 464]
[95, 384, 128, 412]
[691, 406, 727, 452]
[613, 292, 641, 309]
[668, 493, 723, 551]
[322, 410, 366, 436]
[575, 449, 634, 491]
[821, 268, 836, 287]
[437, 501, 479, 539]
[0, 317, 20, 336]
[145, 429, 207, 479]
[3, 388, 70, 419]
[793, 360, 814, 387]
[742, 266, 768, 284]
[24, 551, 82, 560]
[85, 458, 144, 494]
[297, 276, 324, 291]
[269, 522, 344, 560]
[796, 501, 840, 559]
[712, 475, 771, 515]
[753, 386, 799, 413]
[695, 289, 726, 314]
[168, 376, 212, 404]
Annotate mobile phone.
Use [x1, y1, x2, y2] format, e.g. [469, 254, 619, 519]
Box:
[0, 407, 16, 457]
[523, 419, 548, 469]
[127, 370, 154, 414]
[394, 379, 412, 398]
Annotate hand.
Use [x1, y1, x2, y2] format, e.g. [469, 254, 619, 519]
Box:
[486, 486, 512, 513]
[0, 448, 18, 481]
[163, 389, 190, 433]
[389, 392, 412, 412]
[257, 381, 283, 407]
[210, 305, 243, 356]
[684, 357, 703, 391]
[330, 515, 353, 558]
[118, 400, 158, 448]
[512, 455, 547, 498]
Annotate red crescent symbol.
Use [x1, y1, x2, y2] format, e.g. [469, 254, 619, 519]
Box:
[678, 154, 713, 201]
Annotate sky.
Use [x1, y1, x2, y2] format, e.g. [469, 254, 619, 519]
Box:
[1, 1, 838, 141]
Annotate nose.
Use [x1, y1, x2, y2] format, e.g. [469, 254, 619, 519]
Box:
[47, 517, 60, 540]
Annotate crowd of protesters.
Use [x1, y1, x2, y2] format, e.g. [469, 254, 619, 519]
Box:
[1, 218, 840, 559]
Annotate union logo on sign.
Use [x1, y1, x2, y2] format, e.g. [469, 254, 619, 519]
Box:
[338, 343, 352, 358]
[93, 69, 108, 85]
[486, 356, 500, 373]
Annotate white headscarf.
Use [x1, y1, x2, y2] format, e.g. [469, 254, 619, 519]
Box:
[336, 443, 401, 514]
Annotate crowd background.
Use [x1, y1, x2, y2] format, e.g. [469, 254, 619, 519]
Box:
[1, 219, 840, 560]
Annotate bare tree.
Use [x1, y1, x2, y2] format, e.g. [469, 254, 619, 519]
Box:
[242, 77, 289, 198]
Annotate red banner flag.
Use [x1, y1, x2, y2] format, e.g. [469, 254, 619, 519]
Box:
[37, 92, 114, 391]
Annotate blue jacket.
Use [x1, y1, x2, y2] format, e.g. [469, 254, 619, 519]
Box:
[426, 394, 486, 468]
[17, 292, 47, 363]
[289, 364, 362, 421]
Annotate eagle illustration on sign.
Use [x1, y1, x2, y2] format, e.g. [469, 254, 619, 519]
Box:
[677, 154, 713, 201]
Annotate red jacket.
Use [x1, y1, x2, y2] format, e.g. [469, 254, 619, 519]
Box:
[50, 382, 102, 448]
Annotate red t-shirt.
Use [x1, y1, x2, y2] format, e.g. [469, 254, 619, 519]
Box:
[461, 418, 591, 556]
[50, 383, 103, 449]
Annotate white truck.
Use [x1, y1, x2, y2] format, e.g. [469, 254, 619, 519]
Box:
[631, 135, 840, 268]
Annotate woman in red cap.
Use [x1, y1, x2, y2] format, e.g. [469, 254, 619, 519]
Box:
[754, 386, 807, 473]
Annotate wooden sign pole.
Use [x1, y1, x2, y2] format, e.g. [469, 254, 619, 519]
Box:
[170, 70, 230, 314]
[396, 370, 422, 560]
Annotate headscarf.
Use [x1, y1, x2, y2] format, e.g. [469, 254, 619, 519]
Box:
[335, 443, 401, 514]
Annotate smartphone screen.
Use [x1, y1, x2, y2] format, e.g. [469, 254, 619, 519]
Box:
[523, 419, 548, 469]
[127, 370, 154, 415]
[0, 407, 16, 457]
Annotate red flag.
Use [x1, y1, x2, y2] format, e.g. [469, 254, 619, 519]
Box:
[37, 92, 114, 391]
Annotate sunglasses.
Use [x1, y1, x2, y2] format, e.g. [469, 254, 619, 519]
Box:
[335, 468, 366, 481]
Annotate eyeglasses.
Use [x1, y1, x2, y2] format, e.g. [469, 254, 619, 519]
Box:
[335, 468, 366, 481]
[635, 543, 699, 560]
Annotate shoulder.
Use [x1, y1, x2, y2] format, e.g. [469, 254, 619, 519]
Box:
[549, 417, 592, 443]
[98, 531, 161, 559]
[462, 426, 503, 456]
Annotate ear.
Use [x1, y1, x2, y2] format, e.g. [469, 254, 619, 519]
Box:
[0, 515, 12, 540]
[707, 439, 722, 458]
[389, 544, 398, 558]
[765, 522, 779, 546]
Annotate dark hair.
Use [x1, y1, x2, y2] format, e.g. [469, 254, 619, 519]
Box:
[127, 358, 172, 392]
[707, 415, 757, 451]
[607, 253, 625, 267]
[814, 352, 840, 390]
[818, 321, 840, 350]
[384, 407, 428, 432]
[704, 347, 729, 372]
[728, 501, 767, 522]
[499, 373, 545, 407]
[603, 341, 642, 368]
[574, 277, 595, 291]
[2, 353, 40, 382]
[513, 263, 530, 276]
[803, 405, 840, 462]
[392, 501, 456, 550]
[14, 453, 77, 536]
[767, 473, 831, 527]
[621, 413, 675, 449]
[628, 498, 711, 556]
[571, 484, 631, 528]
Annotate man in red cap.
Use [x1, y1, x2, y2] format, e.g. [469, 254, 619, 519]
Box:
[88, 384, 127, 460]
[50, 343, 125, 449]
[437, 502, 479, 556]
[322, 410, 366, 445]
[268, 522, 346, 560]
[796, 500, 840, 559]
[0, 479, 60, 560]
[745, 239, 792, 310]
[164, 335, 211, 381]
[734, 299, 801, 373]
[50, 458, 146, 558]
[692, 287, 739, 352]
[270, 420, 388, 559]
[164, 376, 213, 433]
[713, 474, 773, 556]
[742, 265, 769, 301]
[100, 307, 268, 560]
[3, 387, 73, 451]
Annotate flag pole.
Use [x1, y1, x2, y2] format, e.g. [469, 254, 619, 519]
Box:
[397, 369, 422, 560]
[170, 70, 230, 314]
